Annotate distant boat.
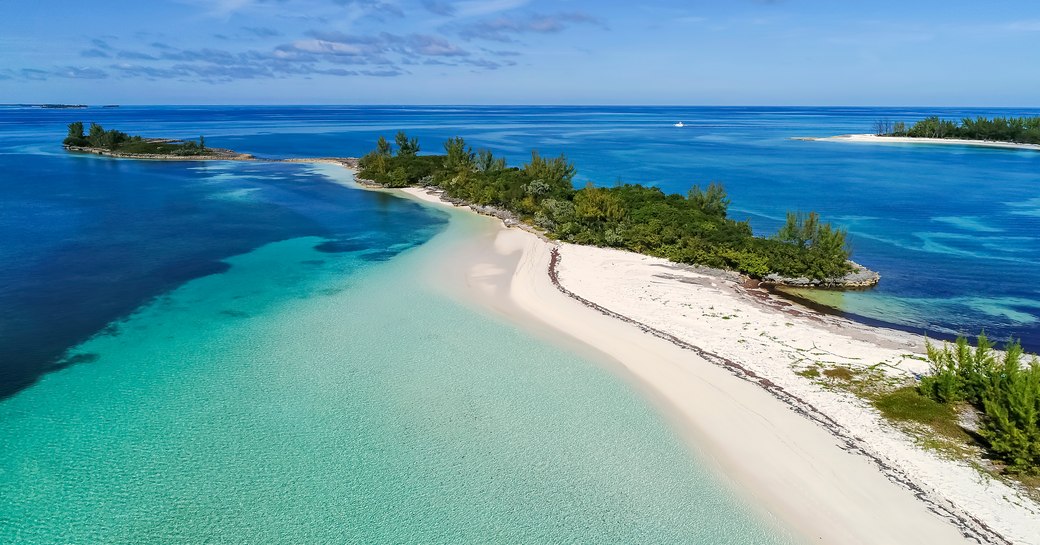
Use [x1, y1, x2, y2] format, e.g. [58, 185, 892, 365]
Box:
[674, 122, 685, 128]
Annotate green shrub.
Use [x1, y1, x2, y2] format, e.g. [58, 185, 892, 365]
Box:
[920, 334, 1040, 473]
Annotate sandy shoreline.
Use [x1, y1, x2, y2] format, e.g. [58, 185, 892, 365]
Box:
[801, 133, 1040, 152]
[379, 182, 1040, 545]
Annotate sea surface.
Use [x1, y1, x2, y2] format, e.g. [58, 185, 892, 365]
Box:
[1, 104, 1038, 542]
[0, 107, 803, 543]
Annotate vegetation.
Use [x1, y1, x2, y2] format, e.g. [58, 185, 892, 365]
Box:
[877, 115, 1040, 144]
[64, 122, 209, 156]
[358, 133, 855, 280]
[915, 334, 1040, 473]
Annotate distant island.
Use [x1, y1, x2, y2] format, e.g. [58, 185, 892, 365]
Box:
[62, 122, 252, 160]
[801, 115, 1040, 152]
[875, 115, 1040, 144]
[356, 132, 878, 287]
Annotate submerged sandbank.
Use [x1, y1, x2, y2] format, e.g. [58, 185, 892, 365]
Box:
[385, 183, 1040, 545]
[800, 133, 1040, 152]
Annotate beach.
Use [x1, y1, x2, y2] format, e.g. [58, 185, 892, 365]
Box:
[391, 184, 1040, 545]
[805, 133, 1040, 152]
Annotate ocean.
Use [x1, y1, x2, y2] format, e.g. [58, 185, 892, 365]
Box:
[1, 104, 1037, 542]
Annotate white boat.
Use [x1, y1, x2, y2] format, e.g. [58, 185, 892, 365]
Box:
[674, 121, 685, 127]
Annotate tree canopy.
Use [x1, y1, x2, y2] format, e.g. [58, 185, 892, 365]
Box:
[358, 133, 855, 281]
[886, 115, 1040, 144]
[63, 122, 209, 155]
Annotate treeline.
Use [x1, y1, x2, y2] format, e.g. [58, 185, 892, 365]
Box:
[358, 132, 853, 280]
[917, 334, 1040, 473]
[876, 115, 1040, 144]
[63, 122, 208, 156]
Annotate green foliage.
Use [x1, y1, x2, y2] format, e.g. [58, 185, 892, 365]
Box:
[376, 136, 392, 157]
[920, 334, 1040, 473]
[890, 115, 1040, 144]
[523, 151, 576, 196]
[875, 386, 957, 427]
[356, 134, 856, 280]
[771, 212, 851, 279]
[62, 122, 211, 155]
[395, 130, 420, 157]
[688, 182, 730, 217]
[63, 122, 89, 146]
[443, 137, 475, 174]
[475, 149, 506, 173]
[66, 121, 84, 139]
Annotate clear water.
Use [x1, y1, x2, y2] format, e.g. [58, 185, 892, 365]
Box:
[0, 109, 799, 542]
[2, 104, 1038, 542]
[0, 174, 794, 543]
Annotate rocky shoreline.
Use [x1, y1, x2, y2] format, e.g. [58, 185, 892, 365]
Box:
[64, 144, 255, 161]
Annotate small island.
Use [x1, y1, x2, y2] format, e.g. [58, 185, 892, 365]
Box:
[62, 122, 252, 160]
[877, 115, 1040, 144]
[802, 115, 1040, 152]
[356, 132, 878, 288]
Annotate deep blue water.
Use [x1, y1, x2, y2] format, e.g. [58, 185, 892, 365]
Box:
[0, 107, 448, 398]
[2, 105, 1039, 398]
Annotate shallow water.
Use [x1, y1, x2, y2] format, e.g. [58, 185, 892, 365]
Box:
[0, 192, 796, 543]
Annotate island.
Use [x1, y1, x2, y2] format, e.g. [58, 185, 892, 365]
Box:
[355, 131, 878, 288]
[62, 122, 253, 160]
[800, 115, 1040, 152]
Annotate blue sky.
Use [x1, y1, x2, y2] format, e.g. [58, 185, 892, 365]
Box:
[2, 0, 1039, 105]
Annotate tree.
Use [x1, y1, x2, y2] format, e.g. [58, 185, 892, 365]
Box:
[475, 149, 506, 173]
[574, 183, 625, 224]
[87, 122, 106, 146]
[376, 136, 392, 157]
[443, 136, 475, 173]
[873, 119, 893, 136]
[777, 211, 819, 248]
[395, 131, 419, 157]
[199, 136, 205, 150]
[688, 182, 730, 218]
[523, 151, 575, 195]
[63, 122, 87, 146]
[67, 122, 84, 140]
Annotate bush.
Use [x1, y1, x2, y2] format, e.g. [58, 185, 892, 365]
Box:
[920, 334, 1040, 473]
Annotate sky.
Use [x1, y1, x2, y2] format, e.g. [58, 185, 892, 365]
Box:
[2, 0, 1039, 105]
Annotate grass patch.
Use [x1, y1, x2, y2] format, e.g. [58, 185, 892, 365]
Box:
[874, 387, 953, 425]
[822, 366, 855, 381]
[873, 387, 973, 444]
[797, 367, 820, 379]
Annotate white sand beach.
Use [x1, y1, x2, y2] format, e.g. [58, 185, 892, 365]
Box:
[805, 133, 1040, 152]
[395, 185, 1040, 545]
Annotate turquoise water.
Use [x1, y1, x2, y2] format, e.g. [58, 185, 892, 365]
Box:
[6, 104, 1037, 542]
[0, 182, 795, 543]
